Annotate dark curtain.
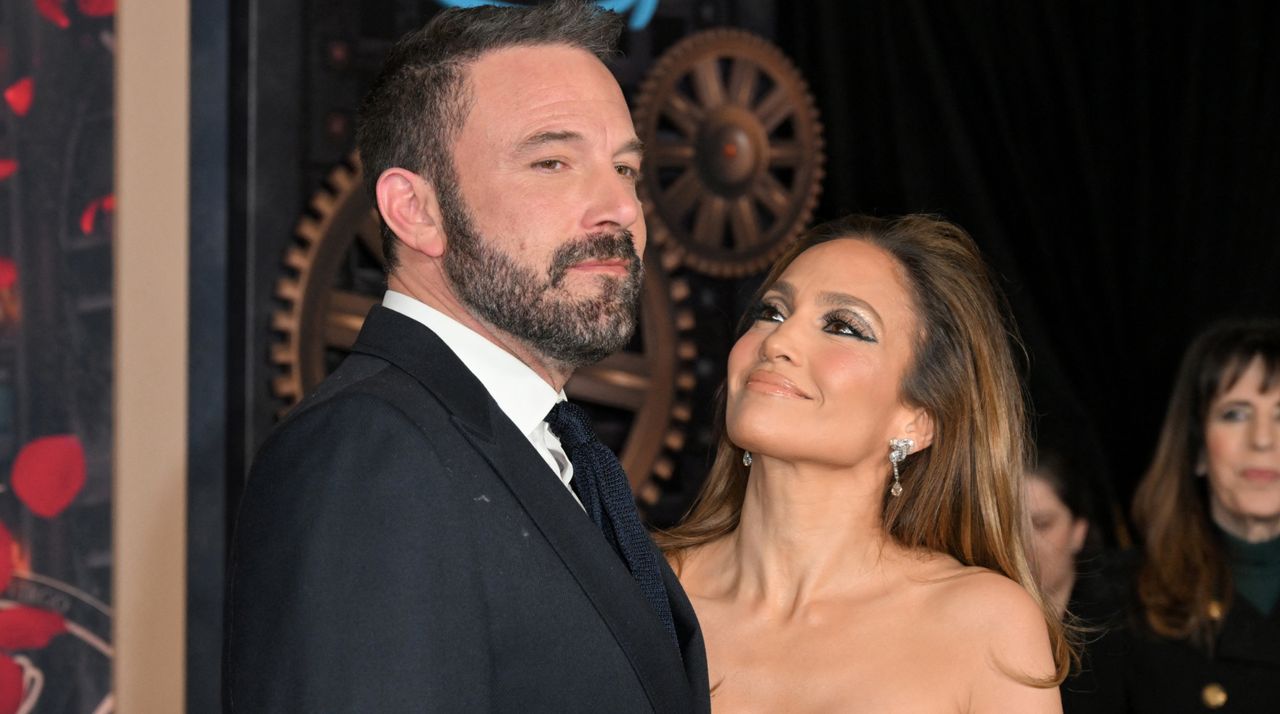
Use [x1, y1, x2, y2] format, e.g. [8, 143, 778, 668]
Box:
[777, 0, 1280, 537]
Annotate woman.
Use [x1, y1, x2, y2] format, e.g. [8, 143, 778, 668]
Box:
[1124, 318, 1280, 712]
[1025, 448, 1094, 620]
[1024, 446, 1128, 712]
[660, 215, 1068, 712]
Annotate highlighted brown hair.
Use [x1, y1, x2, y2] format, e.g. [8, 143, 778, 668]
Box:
[657, 214, 1071, 683]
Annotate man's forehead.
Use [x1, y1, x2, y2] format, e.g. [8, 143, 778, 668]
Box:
[466, 43, 617, 93]
[461, 45, 634, 145]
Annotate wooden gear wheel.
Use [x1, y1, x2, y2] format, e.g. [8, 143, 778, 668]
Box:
[633, 28, 825, 278]
[270, 153, 698, 504]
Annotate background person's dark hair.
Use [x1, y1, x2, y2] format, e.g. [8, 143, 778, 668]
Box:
[1029, 439, 1103, 555]
[1131, 316, 1280, 648]
[355, 0, 623, 270]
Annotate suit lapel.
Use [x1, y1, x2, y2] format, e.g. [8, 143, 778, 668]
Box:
[350, 306, 494, 432]
[461, 410, 694, 711]
[351, 306, 698, 710]
[662, 558, 710, 713]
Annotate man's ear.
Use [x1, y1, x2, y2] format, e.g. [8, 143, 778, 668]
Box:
[901, 407, 935, 451]
[375, 167, 445, 258]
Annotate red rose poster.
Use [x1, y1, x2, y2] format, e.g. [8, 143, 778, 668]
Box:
[0, 1, 116, 711]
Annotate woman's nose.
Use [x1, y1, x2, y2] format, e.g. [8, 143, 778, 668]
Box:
[1251, 414, 1278, 450]
[758, 321, 798, 364]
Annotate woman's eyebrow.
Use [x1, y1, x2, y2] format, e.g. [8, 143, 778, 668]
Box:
[817, 290, 884, 331]
[768, 281, 796, 301]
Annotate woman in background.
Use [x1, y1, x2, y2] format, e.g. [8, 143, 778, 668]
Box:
[1125, 318, 1280, 712]
[1025, 446, 1129, 712]
[1025, 450, 1093, 619]
[660, 215, 1068, 712]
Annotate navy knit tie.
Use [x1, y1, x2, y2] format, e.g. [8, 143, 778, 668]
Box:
[545, 401, 679, 651]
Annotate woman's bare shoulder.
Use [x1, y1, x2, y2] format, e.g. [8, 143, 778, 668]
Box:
[912, 562, 1059, 710]
[926, 563, 1044, 622]
[917, 563, 1048, 644]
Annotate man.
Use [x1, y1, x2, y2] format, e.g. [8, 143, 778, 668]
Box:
[223, 1, 710, 711]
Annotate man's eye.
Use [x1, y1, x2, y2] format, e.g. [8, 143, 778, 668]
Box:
[616, 164, 640, 180]
[533, 159, 565, 171]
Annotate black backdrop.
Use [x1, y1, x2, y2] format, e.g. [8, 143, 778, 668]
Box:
[777, 0, 1280, 535]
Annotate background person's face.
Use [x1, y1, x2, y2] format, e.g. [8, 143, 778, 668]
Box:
[442, 44, 647, 366]
[1204, 358, 1280, 537]
[1024, 473, 1086, 600]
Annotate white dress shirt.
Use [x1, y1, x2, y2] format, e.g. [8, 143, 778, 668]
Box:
[381, 290, 581, 505]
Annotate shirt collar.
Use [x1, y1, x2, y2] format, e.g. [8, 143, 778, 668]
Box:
[381, 290, 563, 437]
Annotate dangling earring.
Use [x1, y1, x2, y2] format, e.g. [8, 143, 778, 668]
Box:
[889, 438, 914, 497]
[742, 450, 753, 467]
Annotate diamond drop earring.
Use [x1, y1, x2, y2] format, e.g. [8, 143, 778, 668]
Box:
[888, 438, 914, 497]
[742, 450, 753, 467]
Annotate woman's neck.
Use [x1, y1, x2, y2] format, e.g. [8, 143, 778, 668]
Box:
[716, 455, 902, 613]
[1211, 499, 1280, 543]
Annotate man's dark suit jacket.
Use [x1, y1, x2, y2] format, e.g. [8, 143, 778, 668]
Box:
[224, 305, 710, 713]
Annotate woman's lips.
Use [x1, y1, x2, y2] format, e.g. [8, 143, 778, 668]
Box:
[745, 370, 810, 399]
[1242, 468, 1280, 482]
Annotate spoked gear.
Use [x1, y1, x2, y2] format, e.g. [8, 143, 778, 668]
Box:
[633, 28, 825, 278]
[271, 152, 698, 504]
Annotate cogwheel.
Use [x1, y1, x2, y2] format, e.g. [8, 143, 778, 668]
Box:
[633, 28, 825, 278]
[270, 153, 384, 406]
[270, 152, 698, 505]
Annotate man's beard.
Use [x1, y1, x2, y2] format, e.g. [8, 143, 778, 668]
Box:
[437, 181, 644, 368]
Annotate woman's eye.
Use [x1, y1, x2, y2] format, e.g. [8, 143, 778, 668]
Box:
[1219, 406, 1251, 422]
[752, 302, 784, 323]
[825, 315, 876, 343]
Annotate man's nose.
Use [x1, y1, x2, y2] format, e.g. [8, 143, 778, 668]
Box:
[582, 166, 641, 232]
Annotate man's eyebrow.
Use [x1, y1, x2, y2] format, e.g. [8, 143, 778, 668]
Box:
[616, 137, 644, 160]
[515, 131, 645, 161]
[516, 130, 584, 152]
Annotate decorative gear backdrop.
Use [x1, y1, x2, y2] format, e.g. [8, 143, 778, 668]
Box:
[633, 28, 824, 278]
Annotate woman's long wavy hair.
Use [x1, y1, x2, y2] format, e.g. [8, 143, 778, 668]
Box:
[656, 214, 1071, 683]
[1132, 318, 1280, 648]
